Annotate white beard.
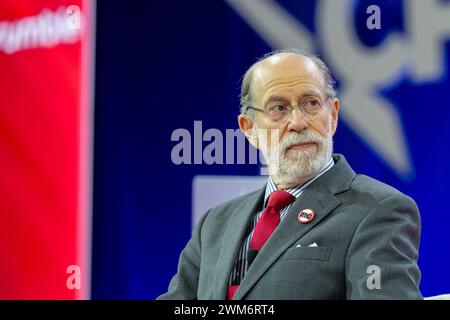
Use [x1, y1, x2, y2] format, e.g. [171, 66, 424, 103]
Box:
[256, 126, 333, 186]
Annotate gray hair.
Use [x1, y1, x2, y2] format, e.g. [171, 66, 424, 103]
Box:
[240, 49, 337, 118]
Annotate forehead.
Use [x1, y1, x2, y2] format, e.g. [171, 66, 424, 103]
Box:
[252, 55, 325, 101]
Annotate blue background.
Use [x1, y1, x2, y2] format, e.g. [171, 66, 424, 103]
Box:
[91, 0, 450, 299]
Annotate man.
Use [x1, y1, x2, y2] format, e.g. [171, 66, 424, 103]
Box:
[158, 50, 422, 300]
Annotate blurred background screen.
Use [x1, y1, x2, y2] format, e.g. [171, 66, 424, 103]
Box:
[0, 0, 93, 299]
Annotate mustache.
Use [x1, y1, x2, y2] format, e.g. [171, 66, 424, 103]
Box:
[280, 131, 324, 151]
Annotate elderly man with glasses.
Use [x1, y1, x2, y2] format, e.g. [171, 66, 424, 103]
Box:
[158, 50, 422, 300]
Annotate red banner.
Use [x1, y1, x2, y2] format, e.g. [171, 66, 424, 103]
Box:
[0, 0, 94, 299]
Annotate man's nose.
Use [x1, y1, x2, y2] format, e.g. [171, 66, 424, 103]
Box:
[287, 106, 308, 133]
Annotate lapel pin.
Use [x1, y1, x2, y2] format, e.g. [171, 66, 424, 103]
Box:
[297, 209, 315, 224]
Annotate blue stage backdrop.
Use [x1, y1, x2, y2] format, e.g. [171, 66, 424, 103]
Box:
[92, 0, 450, 299]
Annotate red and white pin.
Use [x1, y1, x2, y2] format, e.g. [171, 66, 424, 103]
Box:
[297, 209, 316, 224]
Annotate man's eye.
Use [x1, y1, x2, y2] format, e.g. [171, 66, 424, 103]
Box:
[269, 104, 288, 113]
[305, 99, 321, 110]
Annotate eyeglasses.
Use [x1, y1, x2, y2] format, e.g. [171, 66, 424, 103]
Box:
[246, 96, 330, 122]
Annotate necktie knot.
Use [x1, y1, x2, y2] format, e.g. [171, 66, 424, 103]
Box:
[267, 190, 295, 210]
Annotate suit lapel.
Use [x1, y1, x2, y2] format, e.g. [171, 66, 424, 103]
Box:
[212, 187, 265, 299]
[233, 154, 355, 300]
[233, 190, 341, 299]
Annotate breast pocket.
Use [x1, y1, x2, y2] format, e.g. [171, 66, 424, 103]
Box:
[282, 246, 332, 261]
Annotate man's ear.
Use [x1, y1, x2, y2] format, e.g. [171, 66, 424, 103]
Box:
[330, 98, 340, 135]
[238, 114, 259, 149]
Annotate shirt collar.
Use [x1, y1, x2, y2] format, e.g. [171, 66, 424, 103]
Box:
[263, 156, 335, 206]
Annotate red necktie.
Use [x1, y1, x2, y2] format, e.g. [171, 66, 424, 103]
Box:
[227, 190, 295, 299]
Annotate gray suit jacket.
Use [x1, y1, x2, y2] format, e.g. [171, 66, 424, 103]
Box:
[158, 154, 422, 300]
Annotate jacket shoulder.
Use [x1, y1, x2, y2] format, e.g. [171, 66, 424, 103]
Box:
[348, 174, 417, 208]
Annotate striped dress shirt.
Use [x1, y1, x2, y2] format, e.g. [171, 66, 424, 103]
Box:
[228, 157, 335, 286]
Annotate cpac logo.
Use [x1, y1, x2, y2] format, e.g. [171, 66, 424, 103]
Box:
[226, 0, 450, 178]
